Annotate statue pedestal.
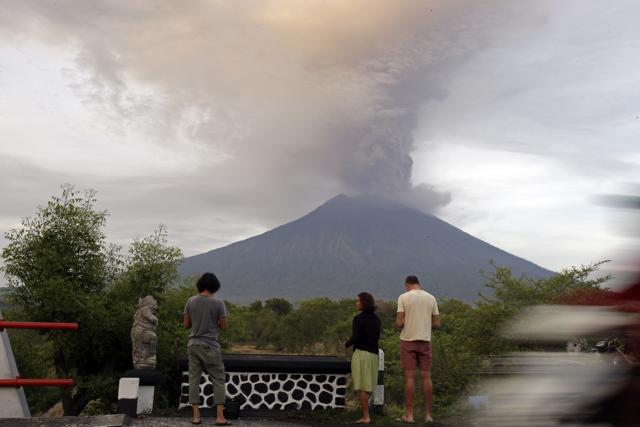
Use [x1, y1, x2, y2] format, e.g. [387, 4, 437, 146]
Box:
[117, 369, 162, 417]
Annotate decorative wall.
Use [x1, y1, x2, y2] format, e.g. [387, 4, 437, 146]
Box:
[178, 371, 347, 411]
[177, 354, 351, 413]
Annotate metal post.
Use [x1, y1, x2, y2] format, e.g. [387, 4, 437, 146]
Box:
[0, 378, 74, 388]
[371, 349, 384, 413]
[0, 311, 30, 418]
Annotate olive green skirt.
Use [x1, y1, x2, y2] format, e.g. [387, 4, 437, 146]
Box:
[351, 349, 379, 393]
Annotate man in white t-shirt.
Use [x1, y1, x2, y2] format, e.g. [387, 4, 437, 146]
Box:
[395, 275, 440, 423]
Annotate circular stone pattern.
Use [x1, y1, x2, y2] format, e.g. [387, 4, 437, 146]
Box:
[319, 391, 333, 405]
[180, 371, 349, 412]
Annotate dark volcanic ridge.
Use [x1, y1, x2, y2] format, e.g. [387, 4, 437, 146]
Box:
[179, 194, 552, 303]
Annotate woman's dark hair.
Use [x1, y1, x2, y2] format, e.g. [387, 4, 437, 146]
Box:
[197, 272, 221, 293]
[358, 292, 376, 313]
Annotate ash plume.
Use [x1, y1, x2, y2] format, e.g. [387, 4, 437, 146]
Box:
[0, 0, 527, 211]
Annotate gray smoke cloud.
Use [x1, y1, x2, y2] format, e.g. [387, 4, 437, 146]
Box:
[3, 0, 638, 273]
[0, 0, 532, 212]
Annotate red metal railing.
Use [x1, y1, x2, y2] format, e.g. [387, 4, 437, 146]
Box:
[0, 321, 78, 331]
[0, 378, 74, 388]
[0, 320, 78, 388]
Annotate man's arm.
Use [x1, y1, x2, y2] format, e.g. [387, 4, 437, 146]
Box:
[395, 296, 405, 329]
[218, 317, 228, 331]
[432, 314, 440, 329]
[183, 313, 191, 329]
[395, 311, 405, 329]
[218, 302, 229, 331]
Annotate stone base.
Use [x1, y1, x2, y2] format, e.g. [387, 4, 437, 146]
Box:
[117, 370, 162, 417]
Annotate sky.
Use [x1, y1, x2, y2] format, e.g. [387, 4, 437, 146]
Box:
[1, 0, 639, 281]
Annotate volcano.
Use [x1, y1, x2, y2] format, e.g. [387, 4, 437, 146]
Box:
[179, 195, 552, 302]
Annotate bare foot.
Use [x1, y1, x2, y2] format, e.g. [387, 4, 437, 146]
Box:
[355, 417, 371, 424]
[425, 415, 434, 423]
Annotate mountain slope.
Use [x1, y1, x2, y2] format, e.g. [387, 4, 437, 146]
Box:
[179, 195, 553, 302]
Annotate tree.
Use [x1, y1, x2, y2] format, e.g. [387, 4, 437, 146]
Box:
[281, 298, 354, 353]
[479, 261, 611, 310]
[2, 185, 119, 321]
[1, 185, 185, 415]
[114, 225, 183, 301]
[154, 281, 193, 409]
[264, 298, 292, 316]
[1, 185, 120, 415]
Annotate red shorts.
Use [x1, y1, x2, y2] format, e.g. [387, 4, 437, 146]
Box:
[400, 340, 432, 371]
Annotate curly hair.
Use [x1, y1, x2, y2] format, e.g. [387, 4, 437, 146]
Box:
[196, 272, 221, 293]
[358, 292, 376, 313]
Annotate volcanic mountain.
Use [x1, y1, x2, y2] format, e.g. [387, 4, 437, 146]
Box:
[179, 195, 552, 302]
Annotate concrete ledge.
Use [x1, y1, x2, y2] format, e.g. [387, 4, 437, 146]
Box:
[121, 370, 163, 386]
[0, 417, 313, 427]
[177, 354, 351, 374]
[0, 414, 129, 427]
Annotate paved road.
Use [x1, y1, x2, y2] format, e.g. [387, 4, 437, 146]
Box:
[0, 415, 458, 426]
[131, 417, 312, 427]
[0, 416, 313, 427]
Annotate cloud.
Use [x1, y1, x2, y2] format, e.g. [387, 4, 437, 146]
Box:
[5, 0, 637, 272]
[0, 0, 522, 214]
[392, 184, 453, 214]
[414, 0, 640, 179]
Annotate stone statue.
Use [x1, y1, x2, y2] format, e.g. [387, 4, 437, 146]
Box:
[131, 295, 158, 370]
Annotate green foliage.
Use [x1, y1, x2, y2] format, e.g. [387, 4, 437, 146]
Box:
[4, 328, 59, 414]
[115, 225, 183, 301]
[80, 399, 116, 416]
[371, 262, 611, 413]
[1, 184, 119, 322]
[1, 185, 122, 414]
[264, 298, 293, 316]
[255, 309, 285, 350]
[154, 281, 192, 409]
[223, 302, 255, 343]
[0, 185, 183, 415]
[426, 261, 612, 410]
[479, 261, 611, 310]
[281, 298, 354, 353]
[248, 300, 263, 312]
